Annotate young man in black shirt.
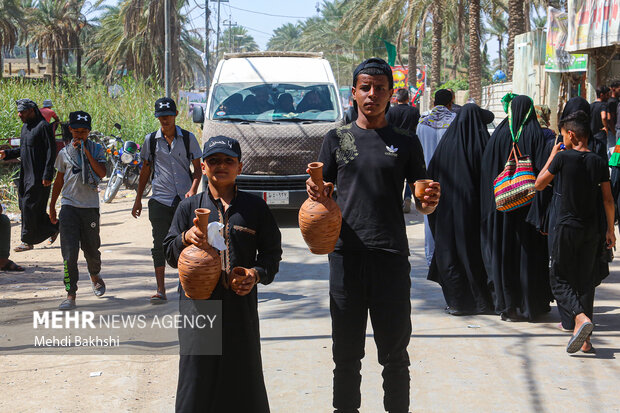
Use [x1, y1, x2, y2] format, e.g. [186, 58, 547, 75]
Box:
[307, 58, 440, 413]
[590, 85, 611, 146]
[535, 110, 615, 354]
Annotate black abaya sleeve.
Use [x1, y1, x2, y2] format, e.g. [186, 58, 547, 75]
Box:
[41, 122, 56, 181]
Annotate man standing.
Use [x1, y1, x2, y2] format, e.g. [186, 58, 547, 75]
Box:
[387, 88, 421, 212]
[307, 58, 440, 413]
[0, 99, 58, 252]
[132, 97, 202, 303]
[416, 89, 456, 265]
[590, 86, 611, 148]
[608, 80, 620, 141]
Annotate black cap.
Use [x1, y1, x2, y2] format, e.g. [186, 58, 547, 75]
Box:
[202, 136, 242, 160]
[353, 58, 393, 89]
[69, 111, 92, 130]
[154, 97, 177, 117]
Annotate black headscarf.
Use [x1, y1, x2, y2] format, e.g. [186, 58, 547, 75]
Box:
[480, 95, 546, 221]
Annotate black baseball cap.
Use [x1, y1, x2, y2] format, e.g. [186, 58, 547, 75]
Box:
[154, 97, 177, 117]
[202, 136, 242, 160]
[69, 111, 92, 130]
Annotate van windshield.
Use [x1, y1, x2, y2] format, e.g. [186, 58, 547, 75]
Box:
[210, 83, 340, 122]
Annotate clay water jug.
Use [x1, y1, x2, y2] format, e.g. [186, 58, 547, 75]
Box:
[299, 162, 342, 254]
[178, 208, 221, 299]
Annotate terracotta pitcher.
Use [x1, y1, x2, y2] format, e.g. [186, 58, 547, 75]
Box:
[178, 208, 221, 299]
[299, 162, 342, 254]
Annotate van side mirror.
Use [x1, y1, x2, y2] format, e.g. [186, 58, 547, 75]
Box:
[192, 105, 205, 124]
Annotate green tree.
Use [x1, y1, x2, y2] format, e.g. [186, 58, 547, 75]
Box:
[0, 0, 23, 79]
[507, 0, 525, 79]
[219, 26, 258, 54]
[267, 23, 302, 51]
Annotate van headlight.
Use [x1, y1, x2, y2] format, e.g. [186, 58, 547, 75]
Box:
[121, 152, 134, 164]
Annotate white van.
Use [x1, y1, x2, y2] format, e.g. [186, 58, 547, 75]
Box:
[193, 51, 343, 209]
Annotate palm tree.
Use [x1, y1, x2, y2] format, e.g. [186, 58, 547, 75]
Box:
[219, 26, 258, 53]
[430, 0, 444, 92]
[267, 23, 302, 51]
[0, 0, 23, 79]
[486, 12, 507, 73]
[87, 0, 203, 88]
[507, 0, 525, 79]
[469, 0, 482, 103]
[28, 0, 74, 86]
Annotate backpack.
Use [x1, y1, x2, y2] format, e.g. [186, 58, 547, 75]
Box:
[148, 128, 194, 180]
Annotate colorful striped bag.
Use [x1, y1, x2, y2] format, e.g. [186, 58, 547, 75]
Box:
[493, 104, 536, 211]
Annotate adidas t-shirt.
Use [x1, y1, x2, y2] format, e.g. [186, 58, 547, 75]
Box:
[318, 121, 427, 255]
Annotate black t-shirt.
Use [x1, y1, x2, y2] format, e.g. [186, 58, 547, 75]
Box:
[590, 101, 607, 135]
[548, 149, 609, 227]
[607, 97, 618, 128]
[386, 103, 421, 132]
[318, 122, 427, 255]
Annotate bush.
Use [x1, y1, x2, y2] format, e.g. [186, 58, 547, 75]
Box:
[0, 77, 199, 144]
[437, 79, 469, 92]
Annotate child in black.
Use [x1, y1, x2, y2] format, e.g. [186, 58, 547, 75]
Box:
[163, 136, 281, 413]
[535, 110, 615, 354]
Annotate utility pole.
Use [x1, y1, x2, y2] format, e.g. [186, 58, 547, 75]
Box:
[223, 17, 238, 53]
[204, 0, 210, 96]
[164, 0, 170, 97]
[215, 0, 221, 63]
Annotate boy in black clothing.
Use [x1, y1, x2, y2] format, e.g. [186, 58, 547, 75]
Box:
[307, 58, 440, 413]
[163, 136, 281, 413]
[535, 110, 616, 354]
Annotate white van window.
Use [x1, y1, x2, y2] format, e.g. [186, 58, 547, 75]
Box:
[210, 83, 340, 122]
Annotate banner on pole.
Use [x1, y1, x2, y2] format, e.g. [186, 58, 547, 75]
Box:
[545, 7, 588, 72]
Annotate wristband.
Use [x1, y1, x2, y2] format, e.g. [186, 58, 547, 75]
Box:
[182, 231, 189, 247]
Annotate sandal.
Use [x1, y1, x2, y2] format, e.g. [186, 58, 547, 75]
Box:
[14, 243, 33, 252]
[567, 321, 594, 354]
[150, 292, 167, 304]
[46, 231, 60, 246]
[59, 298, 76, 311]
[91, 277, 106, 298]
[1, 260, 25, 272]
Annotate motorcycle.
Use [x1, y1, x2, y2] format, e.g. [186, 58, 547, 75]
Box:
[102, 123, 151, 203]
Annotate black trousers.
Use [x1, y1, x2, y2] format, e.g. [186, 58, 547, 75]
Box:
[329, 250, 411, 413]
[549, 224, 598, 330]
[148, 198, 178, 268]
[59, 205, 101, 295]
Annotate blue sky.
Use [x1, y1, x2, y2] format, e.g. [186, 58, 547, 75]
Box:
[185, 0, 322, 50]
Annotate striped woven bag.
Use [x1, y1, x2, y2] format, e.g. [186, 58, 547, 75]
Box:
[493, 103, 536, 212]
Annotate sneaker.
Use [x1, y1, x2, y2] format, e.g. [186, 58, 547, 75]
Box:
[403, 197, 412, 213]
[59, 298, 76, 310]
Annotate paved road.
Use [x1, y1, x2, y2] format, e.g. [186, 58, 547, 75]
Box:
[1, 192, 619, 412]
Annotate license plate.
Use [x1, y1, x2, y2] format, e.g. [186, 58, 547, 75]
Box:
[9, 138, 20, 146]
[264, 191, 289, 205]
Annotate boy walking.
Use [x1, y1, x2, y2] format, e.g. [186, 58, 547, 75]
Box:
[132, 97, 202, 303]
[535, 110, 616, 354]
[163, 136, 282, 412]
[49, 111, 107, 310]
[307, 58, 440, 413]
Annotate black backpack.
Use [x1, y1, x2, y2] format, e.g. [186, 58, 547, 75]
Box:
[148, 128, 194, 180]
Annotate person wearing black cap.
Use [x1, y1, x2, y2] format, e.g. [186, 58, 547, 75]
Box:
[163, 135, 282, 413]
[49, 111, 107, 310]
[307, 57, 440, 413]
[0, 99, 58, 252]
[132, 97, 202, 304]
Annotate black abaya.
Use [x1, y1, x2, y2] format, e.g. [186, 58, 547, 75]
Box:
[480, 95, 553, 320]
[427, 104, 493, 313]
[4, 111, 58, 244]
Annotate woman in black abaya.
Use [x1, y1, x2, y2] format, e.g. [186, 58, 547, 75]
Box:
[480, 95, 553, 321]
[427, 104, 494, 315]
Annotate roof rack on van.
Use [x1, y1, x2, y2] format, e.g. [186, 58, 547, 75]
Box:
[223, 51, 324, 59]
